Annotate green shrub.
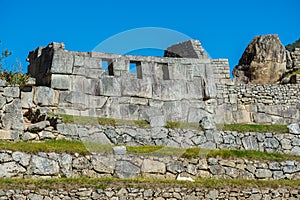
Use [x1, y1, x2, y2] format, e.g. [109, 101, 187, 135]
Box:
[0, 71, 30, 87]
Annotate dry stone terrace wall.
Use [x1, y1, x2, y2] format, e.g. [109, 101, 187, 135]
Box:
[216, 83, 300, 124]
[1, 149, 300, 180]
[27, 42, 227, 125]
[1, 187, 300, 199]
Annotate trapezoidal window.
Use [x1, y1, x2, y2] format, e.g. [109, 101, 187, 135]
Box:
[160, 63, 169, 80]
[130, 61, 142, 79]
[102, 59, 114, 76]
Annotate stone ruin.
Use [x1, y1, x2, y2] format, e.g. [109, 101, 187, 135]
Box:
[24, 36, 300, 126]
[27, 40, 230, 126]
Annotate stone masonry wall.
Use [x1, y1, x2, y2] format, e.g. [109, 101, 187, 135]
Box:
[3, 119, 300, 156]
[217, 83, 300, 124]
[1, 149, 300, 180]
[0, 82, 25, 138]
[0, 149, 300, 180]
[0, 186, 299, 199]
[26, 42, 224, 125]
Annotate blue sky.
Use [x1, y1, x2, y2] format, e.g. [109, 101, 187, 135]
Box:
[1, 0, 300, 73]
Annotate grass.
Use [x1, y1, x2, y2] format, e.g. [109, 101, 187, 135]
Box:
[60, 114, 149, 127]
[166, 121, 201, 130]
[220, 124, 289, 133]
[0, 177, 299, 191]
[207, 149, 300, 162]
[0, 140, 89, 154]
[60, 114, 290, 133]
[1, 140, 300, 162]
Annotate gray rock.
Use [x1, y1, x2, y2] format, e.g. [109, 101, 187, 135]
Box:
[209, 165, 225, 175]
[199, 141, 216, 149]
[199, 116, 216, 130]
[2, 112, 25, 130]
[291, 146, 300, 156]
[12, 152, 31, 167]
[34, 86, 55, 106]
[3, 87, 19, 98]
[113, 146, 126, 155]
[283, 165, 299, 173]
[51, 50, 74, 74]
[166, 161, 184, 174]
[265, 138, 279, 149]
[115, 161, 140, 178]
[206, 189, 219, 200]
[21, 90, 34, 108]
[21, 132, 38, 141]
[207, 157, 218, 165]
[57, 124, 78, 137]
[0, 96, 6, 109]
[59, 153, 73, 177]
[72, 157, 90, 170]
[27, 121, 50, 132]
[287, 123, 300, 134]
[92, 155, 115, 174]
[242, 136, 259, 150]
[255, 169, 272, 178]
[0, 130, 13, 140]
[29, 155, 59, 175]
[27, 193, 44, 200]
[141, 159, 166, 174]
[191, 135, 206, 145]
[0, 162, 26, 177]
[149, 115, 166, 127]
[0, 152, 12, 162]
[38, 131, 56, 139]
[51, 74, 71, 90]
[0, 79, 6, 86]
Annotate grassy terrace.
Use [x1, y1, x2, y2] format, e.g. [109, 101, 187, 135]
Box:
[0, 177, 299, 190]
[60, 114, 289, 133]
[1, 140, 300, 162]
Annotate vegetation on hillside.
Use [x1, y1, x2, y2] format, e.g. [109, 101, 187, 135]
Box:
[0, 40, 30, 86]
[286, 38, 300, 51]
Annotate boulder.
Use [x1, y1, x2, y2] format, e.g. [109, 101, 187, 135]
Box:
[233, 34, 287, 84]
[287, 123, 300, 134]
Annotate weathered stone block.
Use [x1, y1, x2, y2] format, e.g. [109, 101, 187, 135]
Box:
[0, 162, 26, 178]
[113, 146, 126, 155]
[21, 90, 34, 108]
[92, 155, 115, 174]
[28, 155, 59, 175]
[141, 159, 166, 174]
[51, 51, 73, 74]
[100, 77, 121, 97]
[3, 87, 19, 98]
[121, 76, 152, 98]
[242, 136, 259, 150]
[27, 121, 50, 133]
[115, 161, 140, 178]
[51, 74, 70, 90]
[34, 87, 55, 106]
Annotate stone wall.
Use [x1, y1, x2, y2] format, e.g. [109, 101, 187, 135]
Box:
[25, 41, 300, 125]
[2, 119, 300, 156]
[216, 83, 300, 124]
[1, 149, 300, 180]
[0, 186, 299, 199]
[26, 42, 233, 125]
[0, 82, 25, 138]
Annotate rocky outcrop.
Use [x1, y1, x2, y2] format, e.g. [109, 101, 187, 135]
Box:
[233, 34, 287, 84]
